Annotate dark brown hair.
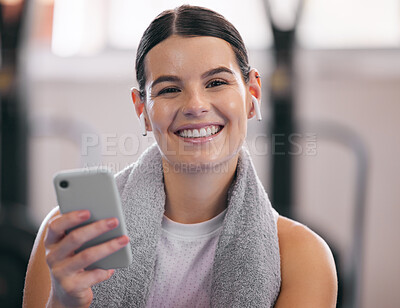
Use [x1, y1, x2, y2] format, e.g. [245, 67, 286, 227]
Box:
[135, 5, 251, 100]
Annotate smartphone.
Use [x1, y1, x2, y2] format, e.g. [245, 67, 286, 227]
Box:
[53, 168, 132, 270]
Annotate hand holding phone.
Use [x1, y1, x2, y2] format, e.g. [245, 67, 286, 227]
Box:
[53, 168, 132, 270]
[44, 168, 132, 307]
[44, 209, 128, 307]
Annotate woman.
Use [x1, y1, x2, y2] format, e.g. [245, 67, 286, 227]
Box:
[23, 5, 337, 308]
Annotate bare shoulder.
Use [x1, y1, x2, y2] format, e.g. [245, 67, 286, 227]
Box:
[23, 207, 60, 308]
[275, 216, 338, 308]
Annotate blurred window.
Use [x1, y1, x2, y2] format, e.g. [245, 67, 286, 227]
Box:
[46, 0, 400, 57]
[297, 0, 400, 49]
[51, 0, 272, 57]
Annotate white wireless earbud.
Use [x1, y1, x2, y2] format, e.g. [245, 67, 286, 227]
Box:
[140, 113, 147, 136]
[251, 96, 262, 121]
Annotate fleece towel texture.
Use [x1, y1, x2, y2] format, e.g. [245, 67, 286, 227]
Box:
[91, 143, 281, 307]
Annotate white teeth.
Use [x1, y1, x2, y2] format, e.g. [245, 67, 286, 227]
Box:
[177, 125, 222, 138]
[199, 128, 207, 137]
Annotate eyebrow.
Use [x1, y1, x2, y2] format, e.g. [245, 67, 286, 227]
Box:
[150, 75, 181, 89]
[201, 66, 235, 79]
[150, 66, 235, 89]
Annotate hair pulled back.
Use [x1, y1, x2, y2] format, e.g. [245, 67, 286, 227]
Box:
[135, 5, 251, 100]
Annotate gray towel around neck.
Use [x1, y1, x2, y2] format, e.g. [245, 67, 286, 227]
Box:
[91, 143, 281, 307]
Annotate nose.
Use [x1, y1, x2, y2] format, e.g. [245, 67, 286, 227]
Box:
[181, 91, 210, 117]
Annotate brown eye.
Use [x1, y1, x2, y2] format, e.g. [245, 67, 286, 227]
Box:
[206, 79, 227, 88]
[158, 87, 180, 95]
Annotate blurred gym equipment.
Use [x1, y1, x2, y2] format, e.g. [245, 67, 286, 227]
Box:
[0, 1, 36, 307]
[263, 1, 368, 307]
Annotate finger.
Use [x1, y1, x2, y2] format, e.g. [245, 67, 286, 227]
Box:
[45, 210, 90, 246]
[49, 217, 120, 263]
[76, 269, 115, 289]
[66, 235, 129, 272]
[55, 269, 114, 297]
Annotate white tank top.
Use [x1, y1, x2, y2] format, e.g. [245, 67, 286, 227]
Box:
[145, 208, 279, 308]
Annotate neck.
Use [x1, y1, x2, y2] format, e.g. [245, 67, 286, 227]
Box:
[162, 156, 239, 224]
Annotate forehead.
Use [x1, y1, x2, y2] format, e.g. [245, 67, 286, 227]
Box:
[144, 35, 240, 81]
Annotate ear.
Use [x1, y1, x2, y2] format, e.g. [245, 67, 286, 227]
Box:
[247, 69, 262, 120]
[131, 87, 152, 132]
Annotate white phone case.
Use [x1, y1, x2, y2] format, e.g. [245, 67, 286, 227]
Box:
[53, 168, 132, 270]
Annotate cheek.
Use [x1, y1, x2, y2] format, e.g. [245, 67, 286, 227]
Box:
[226, 99, 246, 114]
[223, 86, 247, 120]
[148, 102, 175, 133]
[225, 98, 248, 127]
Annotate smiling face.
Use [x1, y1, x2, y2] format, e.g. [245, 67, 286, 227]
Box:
[139, 35, 257, 171]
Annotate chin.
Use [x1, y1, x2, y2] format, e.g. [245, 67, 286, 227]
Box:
[158, 133, 246, 174]
[161, 148, 241, 175]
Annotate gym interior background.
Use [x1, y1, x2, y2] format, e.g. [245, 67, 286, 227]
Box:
[0, 0, 399, 307]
